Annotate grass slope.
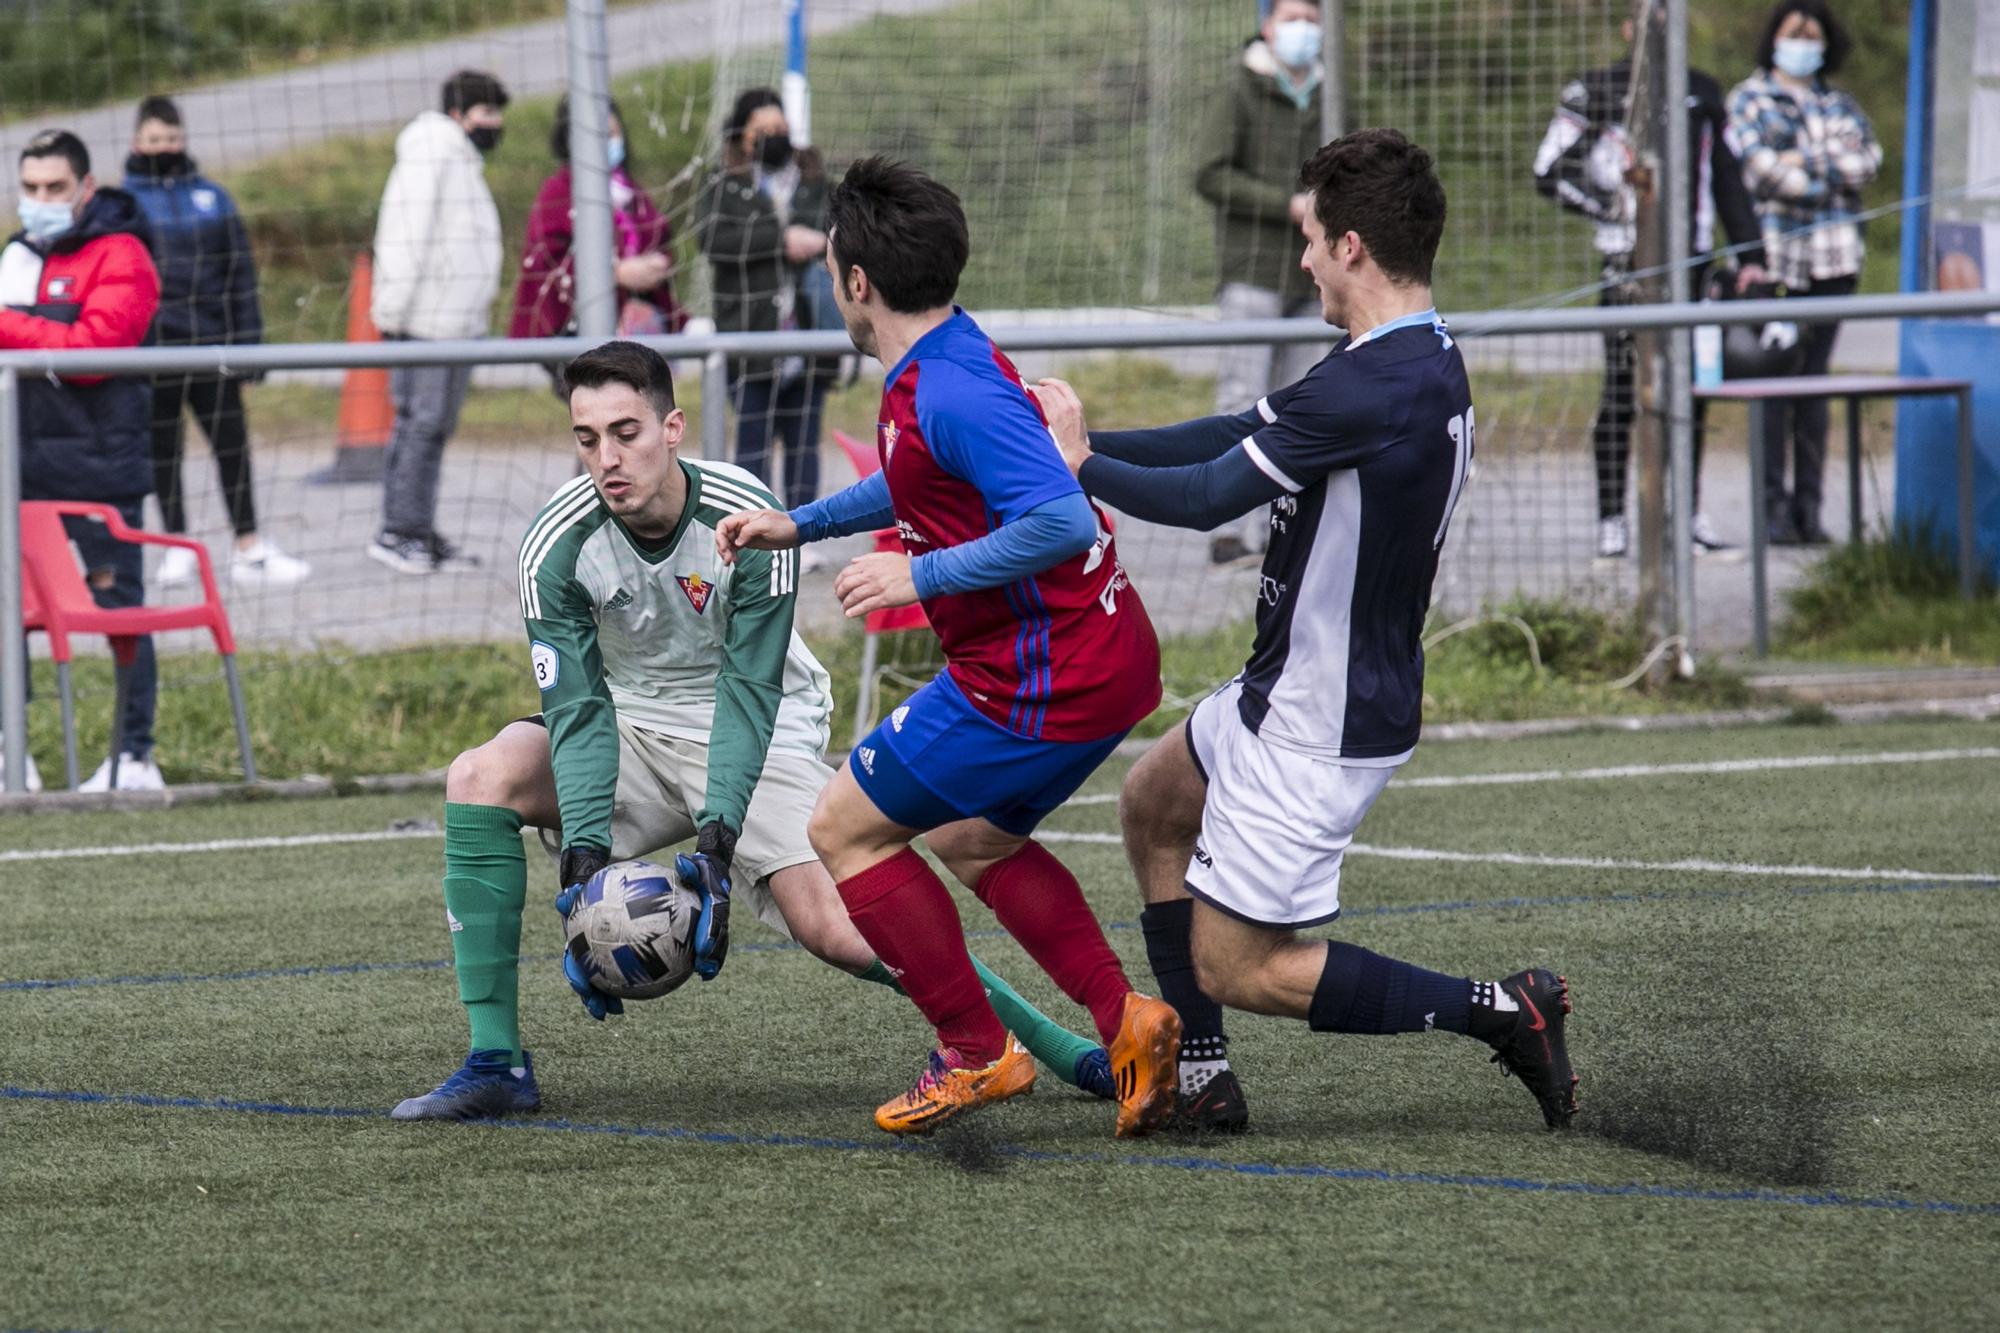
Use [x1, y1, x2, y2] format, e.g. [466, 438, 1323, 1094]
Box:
[3, 718, 1996, 1327]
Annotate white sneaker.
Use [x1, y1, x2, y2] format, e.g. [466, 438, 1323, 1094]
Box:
[1689, 512, 1735, 555]
[0, 737, 40, 793]
[1596, 515, 1629, 559]
[232, 539, 312, 588]
[156, 544, 201, 587]
[78, 752, 166, 793]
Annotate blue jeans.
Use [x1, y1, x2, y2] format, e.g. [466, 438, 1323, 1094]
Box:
[729, 369, 827, 509]
[60, 498, 157, 758]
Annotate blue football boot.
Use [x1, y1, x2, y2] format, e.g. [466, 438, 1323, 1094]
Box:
[1072, 1046, 1117, 1101]
[390, 1049, 541, 1121]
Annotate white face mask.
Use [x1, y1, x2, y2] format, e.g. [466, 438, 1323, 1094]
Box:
[17, 195, 74, 242]
[1773, 37, 1825, 79]
[1271, 19, 1322, 71]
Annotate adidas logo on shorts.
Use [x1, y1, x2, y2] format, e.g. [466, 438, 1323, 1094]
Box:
[858, 746, 877, 775]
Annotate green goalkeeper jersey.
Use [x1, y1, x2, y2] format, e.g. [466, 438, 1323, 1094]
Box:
[518, 459, 832, 852]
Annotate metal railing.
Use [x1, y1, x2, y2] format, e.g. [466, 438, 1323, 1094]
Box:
[5, 287, 1998, 790]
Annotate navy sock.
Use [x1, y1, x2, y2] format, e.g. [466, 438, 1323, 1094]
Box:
[1141, 897, 1228, 1060]
[1306, 942, 1471, 1035]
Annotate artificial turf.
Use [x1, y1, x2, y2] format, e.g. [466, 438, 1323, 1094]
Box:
[3, 717, 1996, 1328]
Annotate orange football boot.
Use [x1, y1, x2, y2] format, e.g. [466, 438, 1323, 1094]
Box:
[1109, 992, 1182, 1138]
[873, 1034, 1037, 1135]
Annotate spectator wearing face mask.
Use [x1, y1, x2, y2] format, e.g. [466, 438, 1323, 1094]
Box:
[509, 95, 687, 355]
[124, 94, 310, 590]
[1194, 0, 1330, 565]
[0, 129, 165, 790]
[368, 68, 509, 576]
[1726, 0, 1880, 546]
[692, 88, 841, 525]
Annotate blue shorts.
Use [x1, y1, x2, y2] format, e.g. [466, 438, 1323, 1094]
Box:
[850, 672, 1127, 836]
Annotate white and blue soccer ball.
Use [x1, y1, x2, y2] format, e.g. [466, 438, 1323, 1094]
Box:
[561, 858, 701, 1000]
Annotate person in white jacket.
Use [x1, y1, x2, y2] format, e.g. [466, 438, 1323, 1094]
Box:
[368, 69, 508, 575]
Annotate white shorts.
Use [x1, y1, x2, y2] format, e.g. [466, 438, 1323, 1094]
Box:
[1184, 678, 1399, 929]
[536, 718, 835, 941]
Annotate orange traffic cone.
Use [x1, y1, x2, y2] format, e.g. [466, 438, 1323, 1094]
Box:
[311, 251, 394, 484]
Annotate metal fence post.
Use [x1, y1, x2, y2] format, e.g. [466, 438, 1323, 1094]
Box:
[1664, 0, 1695, 670]
[1321, 0, 1345, 141]
[703, 351, 731, 463]
[565, 0, 617, 340]
[0, 366, 26, 792]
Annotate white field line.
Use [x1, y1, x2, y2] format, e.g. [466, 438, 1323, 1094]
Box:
[3, 826, 1990, 885]
[1034, 831, 1996, 883]
[0, 829, 438, 864]
[1065, 746, 2000, 805]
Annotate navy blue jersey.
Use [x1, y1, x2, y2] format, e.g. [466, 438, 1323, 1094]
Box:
[1234, 309, 1473, 762]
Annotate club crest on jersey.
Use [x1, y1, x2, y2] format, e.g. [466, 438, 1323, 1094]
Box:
[891, 706, 909, 732]
[878, 420, 898, 461]
[676, 573, 714, 614]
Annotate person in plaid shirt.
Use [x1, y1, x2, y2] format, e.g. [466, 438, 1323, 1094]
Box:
[1726, 0, 1881, 545]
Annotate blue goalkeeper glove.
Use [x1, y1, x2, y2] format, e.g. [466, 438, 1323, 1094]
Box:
[676, 821, 735, 983]
[554, 844, 623, 1020]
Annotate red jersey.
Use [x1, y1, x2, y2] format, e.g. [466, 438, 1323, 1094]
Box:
[879, 311, 1160, 741]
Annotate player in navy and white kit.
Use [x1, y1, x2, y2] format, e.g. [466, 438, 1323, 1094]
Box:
[1033, 129, 1578, 1134]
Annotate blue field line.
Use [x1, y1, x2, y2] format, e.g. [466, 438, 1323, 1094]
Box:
[6, 877, 1995, 994]
[6, 1083, 1996, 1219]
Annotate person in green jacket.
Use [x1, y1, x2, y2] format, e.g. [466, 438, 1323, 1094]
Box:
[693, 88, 840, 523]
[1195, 0, 1330, 564]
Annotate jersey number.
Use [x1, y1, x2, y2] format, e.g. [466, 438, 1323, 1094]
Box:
[1436, 408, 1475, 550]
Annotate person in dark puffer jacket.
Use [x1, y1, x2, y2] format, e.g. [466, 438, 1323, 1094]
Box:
[125, 95, 309, 589]
[0, 129, 164, 790]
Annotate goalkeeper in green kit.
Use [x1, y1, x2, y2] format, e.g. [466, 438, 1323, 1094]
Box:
[392, 341, 1115, 1120]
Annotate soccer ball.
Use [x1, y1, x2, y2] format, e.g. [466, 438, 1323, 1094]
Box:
[561, 858, 701, 1001]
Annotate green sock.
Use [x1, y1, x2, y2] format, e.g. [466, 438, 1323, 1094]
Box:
[970, 955, 1102, 1088]
[852, 955, 1102, 1088]
[442, 801, 527, 1064]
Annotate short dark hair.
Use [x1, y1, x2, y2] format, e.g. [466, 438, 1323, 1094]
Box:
[20, 129, 89, 180]
[550, 94, 627, 164]
[563, 340, 676, 417]
[441, 69, 509, 115]
[825, 156, 969, 315]
[136, 94, 181, 128]
[1754, 1, 1852, 76]
[1300, 128, 1446, 287]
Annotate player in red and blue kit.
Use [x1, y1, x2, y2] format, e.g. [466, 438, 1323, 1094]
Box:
[717, 157, 1184, 1138]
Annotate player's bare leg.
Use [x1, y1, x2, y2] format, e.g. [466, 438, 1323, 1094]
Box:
[1188, 902, 1578, 1130]
[807, 763, 1036, 1134]
[928, 817, 1181, 1139]
[1119, 722, 1246, 1132]
[393, 721, 560, 1121]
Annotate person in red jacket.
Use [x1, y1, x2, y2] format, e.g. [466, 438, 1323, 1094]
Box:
[0, 129, 165, 791]
[508, 96, 686, 351]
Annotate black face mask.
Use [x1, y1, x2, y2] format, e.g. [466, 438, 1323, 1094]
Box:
[756, 132, 793, 169]
[127, 150, 191, 178]
[467, 125, 504, 155]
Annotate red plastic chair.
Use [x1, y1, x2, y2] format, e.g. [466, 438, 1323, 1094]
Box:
[17, 501, 257, 790]
[830, 430, 930, 743]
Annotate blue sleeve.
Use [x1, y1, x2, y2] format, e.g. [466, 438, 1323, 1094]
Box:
[1089, 383, 1306, 466]
[788, 470, 894, 542]
[910, 492, 1098, 599]
[1078, 447, 1287, 531]
[919, 361, 1078, 521]
[1240, 362, 1386, 491]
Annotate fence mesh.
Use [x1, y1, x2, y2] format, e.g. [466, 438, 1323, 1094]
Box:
[0, 0, 1916, 779]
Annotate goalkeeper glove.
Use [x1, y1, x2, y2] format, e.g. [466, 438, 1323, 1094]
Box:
[553, 844, 622, 1021]
[676, 821, 735, 983]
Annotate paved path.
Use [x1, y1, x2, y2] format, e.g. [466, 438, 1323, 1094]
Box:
[0, 0, 955, 175]
[131, 404, 1891, 670]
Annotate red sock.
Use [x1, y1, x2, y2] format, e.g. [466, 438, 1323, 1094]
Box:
[975, 840, 1132, 1045]
[836, 848, 1007, 1066]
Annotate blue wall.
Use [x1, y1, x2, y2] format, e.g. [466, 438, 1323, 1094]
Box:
[1894, 320, 2000, 578]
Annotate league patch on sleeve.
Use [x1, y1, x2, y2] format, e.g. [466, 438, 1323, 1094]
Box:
[530, 640, 560, 691]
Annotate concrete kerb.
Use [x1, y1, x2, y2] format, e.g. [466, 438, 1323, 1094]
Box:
[7, 693, 1999, 818]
